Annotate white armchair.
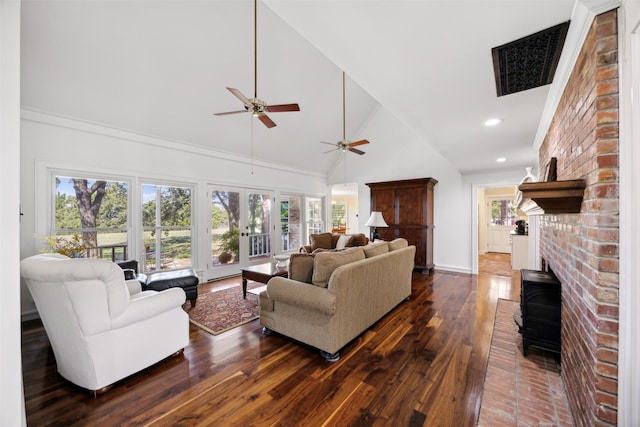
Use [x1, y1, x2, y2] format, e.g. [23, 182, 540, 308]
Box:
[20, 253, 189, 394]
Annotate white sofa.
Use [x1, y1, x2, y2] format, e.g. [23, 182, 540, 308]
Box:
[20, 253, 189, 394]
[260, 239, 416, 360]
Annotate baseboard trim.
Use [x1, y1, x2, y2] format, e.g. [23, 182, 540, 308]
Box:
[434, 265, 473, 274]
[21, 310, 40, 323]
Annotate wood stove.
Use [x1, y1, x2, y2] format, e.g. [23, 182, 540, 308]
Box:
[519, 269, 561, 356]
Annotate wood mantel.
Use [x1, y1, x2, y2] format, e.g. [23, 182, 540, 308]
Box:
[518, 179, 586, 214]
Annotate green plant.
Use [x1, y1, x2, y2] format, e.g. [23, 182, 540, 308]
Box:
[40, 233, 92, 258]
[219, 227, 239, 261]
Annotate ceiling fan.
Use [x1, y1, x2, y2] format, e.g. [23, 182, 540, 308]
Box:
[321, 71, 370, 155]
[214, 0, 300, 128]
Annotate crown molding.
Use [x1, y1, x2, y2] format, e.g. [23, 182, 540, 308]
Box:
[20, 107, 328, 180]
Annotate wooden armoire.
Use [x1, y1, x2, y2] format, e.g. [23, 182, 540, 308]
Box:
[366, 178, 437, 272]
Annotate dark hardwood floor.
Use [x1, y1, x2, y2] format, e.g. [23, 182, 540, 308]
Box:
[22, 267, 520, 426]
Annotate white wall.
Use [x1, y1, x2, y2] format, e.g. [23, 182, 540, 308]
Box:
[20, 111, 329, 316]
[329, 104, 533, 274]
[329, 105, 472, 273]
[1, 0, 26, 424]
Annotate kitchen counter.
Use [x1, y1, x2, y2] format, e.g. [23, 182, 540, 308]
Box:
[511, 233, 529, 270]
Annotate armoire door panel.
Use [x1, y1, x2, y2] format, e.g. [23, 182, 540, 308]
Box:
[397, 187, 423, 224]
[367, 177, 437, 272]
[371, 188, 396, 225]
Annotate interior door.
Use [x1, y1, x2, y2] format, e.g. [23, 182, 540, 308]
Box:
[486, 198, 515, 253]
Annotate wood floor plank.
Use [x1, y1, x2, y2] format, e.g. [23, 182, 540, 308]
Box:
[22, 265, 520, 426]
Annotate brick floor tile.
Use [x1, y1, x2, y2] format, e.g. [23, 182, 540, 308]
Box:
[478, 300, 574, 426]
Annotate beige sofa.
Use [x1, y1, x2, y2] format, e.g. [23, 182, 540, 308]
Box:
[260, 239, 415, 360]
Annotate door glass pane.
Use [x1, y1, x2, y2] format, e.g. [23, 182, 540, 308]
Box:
[211, 189, 240, 267]
[247, 192, 272, 261]
[281, 195, 302, 252]
[490, 199, 516, 226]
[142, 184, 192, 272]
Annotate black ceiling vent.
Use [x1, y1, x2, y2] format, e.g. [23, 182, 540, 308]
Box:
[492, 21, 570, 97]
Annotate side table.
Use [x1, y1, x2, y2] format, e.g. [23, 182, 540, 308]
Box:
[240, 263, 288, 299]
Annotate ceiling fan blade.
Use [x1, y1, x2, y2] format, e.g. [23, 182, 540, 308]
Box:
[227, 87, 252, 106]
[265, 103, 300, 113]
[348, 147, 366, 155]
[349, 139, 370, 147]
[258, 113, 277, 128]
[323, 148, 340, 154]
[214, 110, 248, 116]
[320, 141, 337, 147]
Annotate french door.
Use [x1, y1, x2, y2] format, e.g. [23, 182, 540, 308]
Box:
[205, 185, 275, 281]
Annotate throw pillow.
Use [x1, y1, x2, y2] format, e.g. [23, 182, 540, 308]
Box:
[309, 233, 332, 252]
[331, 234, 341, 248]
[335, 234, 353, 250]
[350, 233, 368, 247]
[388, 238, 409, 251]
[288, 253, 315, 284]
[312, 247, 365, 288]
[364, 242, 389, 258]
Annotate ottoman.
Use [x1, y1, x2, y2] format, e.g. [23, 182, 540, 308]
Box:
[142, 268, 199, 307]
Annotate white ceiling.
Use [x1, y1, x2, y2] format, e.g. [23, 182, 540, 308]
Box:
[20, 0, 578, 176]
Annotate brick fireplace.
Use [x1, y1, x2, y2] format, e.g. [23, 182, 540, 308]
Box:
[538, 9, 619, 426]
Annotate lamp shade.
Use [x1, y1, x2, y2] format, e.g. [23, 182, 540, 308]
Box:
[365, 211, 388, 228]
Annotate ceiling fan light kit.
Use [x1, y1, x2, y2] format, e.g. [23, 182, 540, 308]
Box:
[214, 0, 300, 128]
[321, 71, 371, 156]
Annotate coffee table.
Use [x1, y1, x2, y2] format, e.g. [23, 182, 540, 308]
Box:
[241, 262, 288, 299]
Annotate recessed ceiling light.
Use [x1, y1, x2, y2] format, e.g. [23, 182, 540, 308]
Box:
[496, 157, 507, 163]
[484, 118, 503, 127]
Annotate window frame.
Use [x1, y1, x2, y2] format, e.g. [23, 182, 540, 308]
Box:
[141, 180, 196, 272]
[304, 196, 325, 242]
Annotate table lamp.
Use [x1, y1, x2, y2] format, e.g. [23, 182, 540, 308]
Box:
[364, 211, 388, 241]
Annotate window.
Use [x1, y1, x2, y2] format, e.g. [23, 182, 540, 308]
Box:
[490, 199, 516, 226]
[54, 176, 128, 261]
[281, 195, 302, 252]
[142, 184, 192, 271]
[306, 197, 324, 239]
[331, 202, 347, 232]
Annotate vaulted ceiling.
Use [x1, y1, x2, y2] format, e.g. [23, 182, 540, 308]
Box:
[20, 0, 578, 176]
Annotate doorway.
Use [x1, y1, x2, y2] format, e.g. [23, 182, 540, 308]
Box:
[330, 183, 359, 234]
[477, 186, 519, 274]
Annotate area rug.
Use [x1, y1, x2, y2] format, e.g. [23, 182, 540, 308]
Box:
[477, 299, 573, 426]
[186, 283, 261, 335]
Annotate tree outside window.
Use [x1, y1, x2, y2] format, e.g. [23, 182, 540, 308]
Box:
[280, 195, 302, 252]
[211, 190, 240, 265]
[142, 184, 192, 271]
[490, 199, 517, 226]
[54, 176, 128, 260]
